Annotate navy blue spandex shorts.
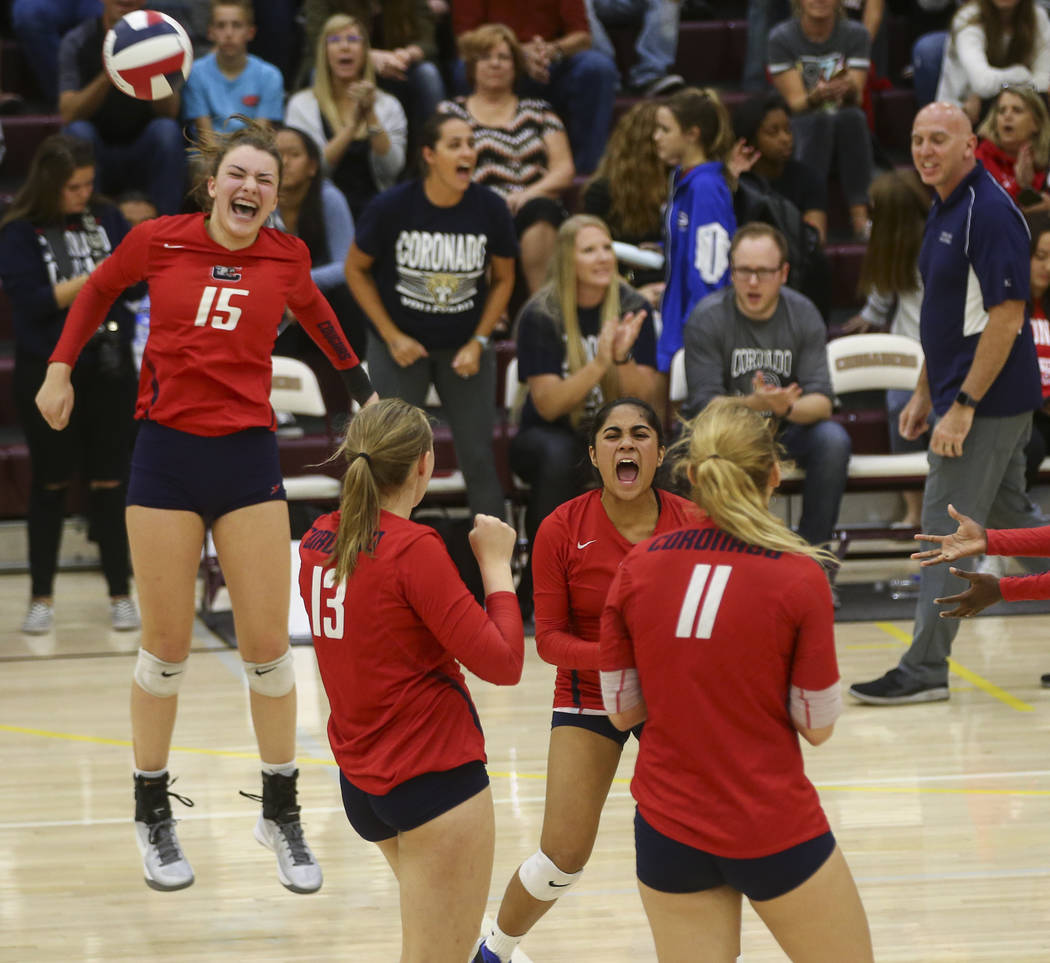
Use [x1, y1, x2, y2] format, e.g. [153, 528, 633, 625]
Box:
[127, 420, 285, 525]
[551, 710, 643, 748]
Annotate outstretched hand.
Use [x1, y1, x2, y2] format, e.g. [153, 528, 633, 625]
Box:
[911, 503, 987, 566]
[934, 567, 1003, 618]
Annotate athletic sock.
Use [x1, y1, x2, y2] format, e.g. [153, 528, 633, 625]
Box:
[261, 760, 297, 778]
[134, 767, 168, 780]
[486, 921, 522, 962]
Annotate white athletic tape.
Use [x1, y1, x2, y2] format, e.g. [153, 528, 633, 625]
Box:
[133, 648, 187, 698]
[243, 649, 295, 697]
[518, 848, 583, 901]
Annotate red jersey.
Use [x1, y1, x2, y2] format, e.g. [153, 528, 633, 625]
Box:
[975, 139, 1047, 202]
[988, 526, 1050, 602]
[51, 214, 362, 436]
[534, 488, 698, 713]
[299, 510, 523, 794]
[1031, 301, 1050, 398]
[599, 518, 838, 858]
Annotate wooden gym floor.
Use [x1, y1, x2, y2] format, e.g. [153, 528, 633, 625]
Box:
[2, 561, 1050, 962]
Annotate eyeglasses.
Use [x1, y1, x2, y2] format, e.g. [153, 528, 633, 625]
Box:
[327, 33, 362, 45]
[730, 265, 783, 281]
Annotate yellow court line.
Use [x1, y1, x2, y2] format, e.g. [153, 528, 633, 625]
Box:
[874, 621, 1033, 713]
[4, 723, 1050, 797]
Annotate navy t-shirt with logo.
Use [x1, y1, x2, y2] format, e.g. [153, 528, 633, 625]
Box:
[354, 180, 518, 350]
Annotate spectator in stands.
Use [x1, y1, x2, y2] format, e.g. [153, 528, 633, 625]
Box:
[285, 13, 407, 222]
[767, 0, 875, 241]
[298, 1, 446, 133]
[683, 221, 851, 588]
[843, 169, 931, 528]
[452, 0, 618, 175]
[442, 23, 575, 296]
[510, 214, 661, 612]
[181, 0, 284, 135]
[653, 86, 737, 374]
[584, 0, 684, 96]
[975, 84, 1050, 212]
[12, 0, 101, 108]
[58, 0, 186, 215]
[1024, 210, 1050, 489]
[583, 101, 667, 307]
[273, 125, 366, 392]
[345, 112, 516, 525]
[937, 0, 1050, 126]
[0, 133, 139, 634]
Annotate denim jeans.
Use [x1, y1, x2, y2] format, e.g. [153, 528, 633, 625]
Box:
[779, 418, 852, 547]
[586, 0, 680, 88]
[66, 117, 186, 215]
[791, 107, 875, 208]
[742, 0, 791, 91]
[12, 0, 101, 106]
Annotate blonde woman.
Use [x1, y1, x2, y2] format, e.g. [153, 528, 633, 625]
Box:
[299, 398, 523, 963]
[508, 215, 661, 613]
[284, 13, 406, 220]
[600, 397, 874, 963]
[976, 84, 1050, 211]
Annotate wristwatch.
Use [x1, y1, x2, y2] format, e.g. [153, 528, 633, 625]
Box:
[473, 334, 490, 348]
[955, 390, 979, 408]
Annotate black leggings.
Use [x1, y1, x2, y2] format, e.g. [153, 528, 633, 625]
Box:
[13, 352, 136, 597]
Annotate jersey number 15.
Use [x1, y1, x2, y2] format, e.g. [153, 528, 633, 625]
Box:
[194, 286, 249, 331]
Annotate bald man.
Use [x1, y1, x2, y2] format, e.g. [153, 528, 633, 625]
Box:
[851, 102, 1050, 705]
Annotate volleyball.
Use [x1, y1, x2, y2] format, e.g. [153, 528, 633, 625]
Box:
[103, 10, 193, 101]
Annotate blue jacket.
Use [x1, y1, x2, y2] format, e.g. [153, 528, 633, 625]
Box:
[658, 161, 735, 372]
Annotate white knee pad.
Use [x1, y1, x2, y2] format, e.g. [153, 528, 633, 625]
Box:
[133, 648, 188, 698]
[243, 649, 296, 697]
[518, 849, 583, 901]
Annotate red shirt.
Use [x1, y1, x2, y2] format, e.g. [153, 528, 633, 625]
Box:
[534, 488, 698, 713]
[51, 214, 362, 436]
[452, 0, 589, 40]
[975, 139, 1047, 202]
[599, 518, 838, 858]
[1031, 300, 1050, 398]
[989, 527, 1050, 602]
[299, 510, 523, 794]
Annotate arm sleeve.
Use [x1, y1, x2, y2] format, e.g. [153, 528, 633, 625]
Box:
[631, 301, 658, 368]
[369, 94, 408, 189]
[180, 64, 208, 122]
[1031, 10, 1050, 92]
[954, 19, 1036, 100]
[484, 187, 519, 258]
[789, 679, 842, 729]
[284, 93, 327, 155]
[766, 24, 796, 78]
[533, 514, 600, 669]
[844, 20, 872, 70]
[788, 562, 840, 694]
[859, 288, 894, 328]
[599, 565, 642, 712]
[404, 532, 524, 684]
[311, 180, 354, 290]
[50, 220, 153, 365]
[998, 573, 1050, 602]
[58, 26, 84, 95]
[987, 527, 1050, 558]
[682, 298, 728, 419]
[260, 64, 285, 122]
[0, 220, 59, 323]
[793, 303, 834, 396]
[968, 198, 1031, 309]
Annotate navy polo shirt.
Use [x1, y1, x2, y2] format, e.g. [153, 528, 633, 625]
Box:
[918, 162, 1041, 417]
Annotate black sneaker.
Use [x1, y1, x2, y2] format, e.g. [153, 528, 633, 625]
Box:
[638, 74, 686, 97]
[133, 772, 195, 891]
[242, 770, 322, 894]
[1041, 672, 1050, 688]
[848, 668, 949, 705]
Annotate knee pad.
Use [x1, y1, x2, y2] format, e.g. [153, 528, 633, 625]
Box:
[134, 648, 187, 698]
[243, 649, 295, 697]
[518, 849, 583, 901]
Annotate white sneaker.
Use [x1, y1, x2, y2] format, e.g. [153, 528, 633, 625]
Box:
[247, 770, 322, 894]
[135, 817, 195, 891]
[21, 601, 53, 634]
[111, 597, 141, 631]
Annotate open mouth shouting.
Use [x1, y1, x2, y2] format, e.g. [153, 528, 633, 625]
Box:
[231, 198, 259, 222]
[616, 457, 640, 485]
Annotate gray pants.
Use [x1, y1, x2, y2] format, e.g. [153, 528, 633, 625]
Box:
[900, 412, 1050, 685]
[366, 336, 505, 519]
[791, 106, 874, 209]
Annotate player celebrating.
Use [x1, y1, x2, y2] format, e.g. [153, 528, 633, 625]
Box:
[299, 398, 524, 963]
[35, 120, 376, 894]
[475, 397, 697, 963]
[597, 397, 872, 961]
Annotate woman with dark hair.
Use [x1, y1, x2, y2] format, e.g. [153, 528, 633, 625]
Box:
[937, 0, 1050, 125]
[975, 85, 1050, 212]
[583, 101, 668, 306]
[653, 86, 737, 373]
[767, 0, 875, 240]
[441, 23, 575, 295]
[345, 111, 517, 525]
[300, 397, 522, 963]
[600, 397, 873, 962]
[35, 119, 376, 895]
[273, 124, 367, 383]
[284, 13, 407, 221]
[0, 133, 138, 635]
[474, 397, 696, 963]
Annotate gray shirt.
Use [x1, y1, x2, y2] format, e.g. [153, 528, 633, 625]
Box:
[767, 17, 871, 91]
[682, 286, 833, 419]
